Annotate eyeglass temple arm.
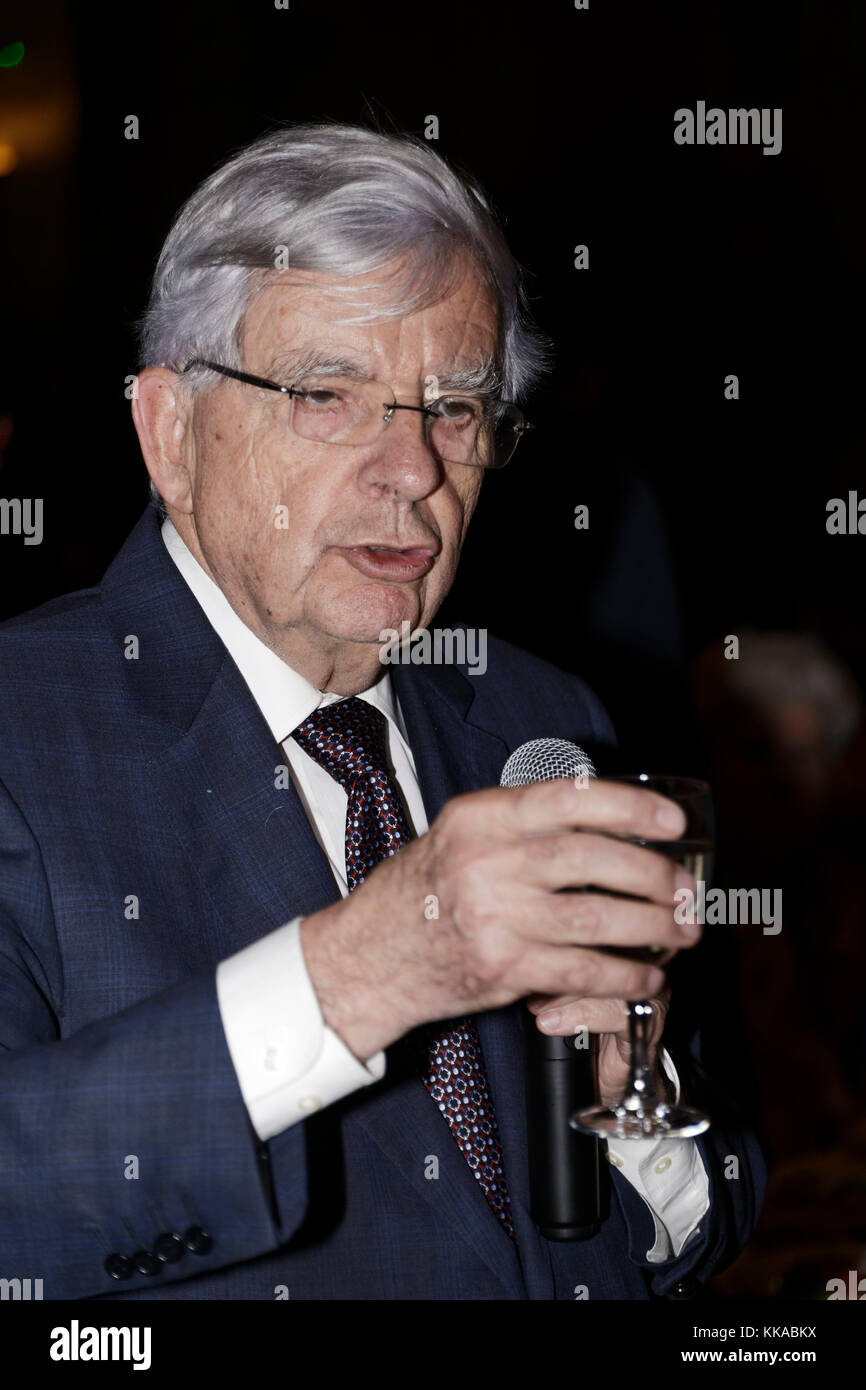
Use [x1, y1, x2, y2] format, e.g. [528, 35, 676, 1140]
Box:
[182, 359, 292, 394]
[183, 359, 535, 432]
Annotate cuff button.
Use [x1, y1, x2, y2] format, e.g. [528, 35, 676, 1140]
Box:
[155, 1232, 186, 1263]
[132, 1249, 162, 1276]
[104, 1253, 133, 1281]
[184, 1225, 213, 1255]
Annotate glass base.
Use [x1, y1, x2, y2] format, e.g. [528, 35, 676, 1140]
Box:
[571, 1101, 711, 1140]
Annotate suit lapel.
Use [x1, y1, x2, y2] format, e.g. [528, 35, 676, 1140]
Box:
[391, 659, 508, 819]
[101, 507, 341, 957]
[151, 652, 341, 960]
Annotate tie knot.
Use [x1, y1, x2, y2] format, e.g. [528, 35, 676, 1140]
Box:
[292, 696, 391, 791]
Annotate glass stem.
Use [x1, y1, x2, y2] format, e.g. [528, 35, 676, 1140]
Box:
[621, 1000, 655, 1112]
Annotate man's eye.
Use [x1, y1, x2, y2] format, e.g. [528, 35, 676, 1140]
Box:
[299, 388, 341, 406]
[436, 397, 480, 421]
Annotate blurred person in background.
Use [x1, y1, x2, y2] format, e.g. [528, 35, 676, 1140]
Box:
[694, 630, 866, 1297]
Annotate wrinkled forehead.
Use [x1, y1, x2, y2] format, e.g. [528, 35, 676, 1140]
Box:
[239, 255, 502, 386]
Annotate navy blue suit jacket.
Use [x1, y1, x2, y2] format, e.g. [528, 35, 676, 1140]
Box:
[0, 504, 765, 1299]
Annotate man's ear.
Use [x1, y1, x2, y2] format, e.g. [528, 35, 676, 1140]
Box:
[131, 367, 195, 513]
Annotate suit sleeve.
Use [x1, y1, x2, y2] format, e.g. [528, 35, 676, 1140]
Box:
[0, 775, 310, 1299]
[609, 1035, 767, 1296]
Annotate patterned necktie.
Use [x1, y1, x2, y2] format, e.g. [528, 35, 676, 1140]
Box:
[293, 696, 516, 1241]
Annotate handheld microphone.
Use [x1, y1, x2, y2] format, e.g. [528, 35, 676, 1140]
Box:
[501, 739, 604, 1242]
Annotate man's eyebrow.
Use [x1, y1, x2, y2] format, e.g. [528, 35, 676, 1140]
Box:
[264, 347, 372, 381]
[433, 358, 501, 394]
[263, 347, 502, 394]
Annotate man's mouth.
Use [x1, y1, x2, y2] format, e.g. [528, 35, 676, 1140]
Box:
[332, 543, 438, 582]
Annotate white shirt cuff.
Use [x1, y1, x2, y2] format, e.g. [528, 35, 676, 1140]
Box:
[215, 916, 386, 1141]
[605, 1049, 710, 1262]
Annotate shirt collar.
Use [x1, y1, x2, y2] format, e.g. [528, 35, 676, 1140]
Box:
[160, 517, 409, 748]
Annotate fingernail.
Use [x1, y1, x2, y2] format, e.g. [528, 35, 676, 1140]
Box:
[538, 1010, 561, 1031]
[675, 868, 695, 894]
[657, 801, 685, 832]
[680, 917, 702, 938]
[647, 969, 665, 994]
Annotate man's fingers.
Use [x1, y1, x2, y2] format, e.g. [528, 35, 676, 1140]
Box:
[527, 994, 669, 1038]
[540, 888, 697, 948]
[521, 946, 665, 1003]
[508, 832, 693, 909]
[527, 979, 673, 1014]
[495, 776, 686, 840]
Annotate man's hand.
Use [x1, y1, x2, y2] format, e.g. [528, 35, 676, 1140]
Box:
[300, 778, 701, 1061]
[526, 981, 672, 1108]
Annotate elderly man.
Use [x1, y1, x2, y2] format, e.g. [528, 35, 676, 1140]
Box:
[0, 122, 763, 1299]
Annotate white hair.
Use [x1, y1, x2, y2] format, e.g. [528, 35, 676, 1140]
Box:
[137, 121, 552, 505]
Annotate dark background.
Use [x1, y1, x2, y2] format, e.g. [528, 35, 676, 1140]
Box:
[1, 0, 864, 1299]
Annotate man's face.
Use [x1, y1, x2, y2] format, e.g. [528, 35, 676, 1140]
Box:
[175, 257, 498, 687]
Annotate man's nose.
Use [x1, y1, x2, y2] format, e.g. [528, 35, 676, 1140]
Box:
[356, 406, 443, 500]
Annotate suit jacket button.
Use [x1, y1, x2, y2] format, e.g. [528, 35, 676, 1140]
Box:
[670, 1277, 698, 1299]
[184, 1225, 213, 1255]
[132, 1249, 162, 1276]
[154, 1232, 186, 1263]
[104, 1253, 133, 1281]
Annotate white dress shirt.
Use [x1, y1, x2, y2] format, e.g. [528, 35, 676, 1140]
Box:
[161, 517, 709, 1263]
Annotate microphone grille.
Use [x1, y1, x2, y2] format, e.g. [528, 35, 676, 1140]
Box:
[500, 738, 597, 788]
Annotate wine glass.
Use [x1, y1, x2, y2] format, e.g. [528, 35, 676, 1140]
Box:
[570, 774, 714, 1141]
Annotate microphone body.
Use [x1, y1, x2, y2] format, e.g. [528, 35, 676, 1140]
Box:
[501, 739, 604, 1241]
[524, 1026, 602, 1240]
